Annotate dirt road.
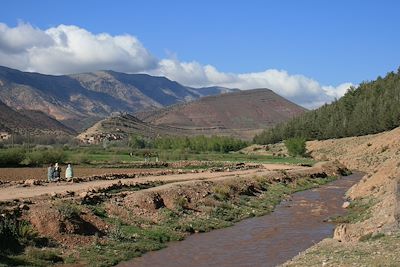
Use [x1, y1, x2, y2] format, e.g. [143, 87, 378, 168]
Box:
[0, 164, 302, 201]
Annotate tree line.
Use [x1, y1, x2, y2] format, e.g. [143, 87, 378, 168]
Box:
[254, 68, 400, 144]
[129, 135, 248, 153]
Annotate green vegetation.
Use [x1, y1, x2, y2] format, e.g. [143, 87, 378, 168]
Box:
[0, 216, 58, 267]
[254, 68, 400, 144]
[331, 197, 376, 224]
[284, 137, 307, 157]
[0, 145, 315, 167]
[0, 148, 26, 167]
[76, 175, 337, 266]
[128, 134, 249, 153]
[56, 201, 82, 220]
[283, 232, 400, 266]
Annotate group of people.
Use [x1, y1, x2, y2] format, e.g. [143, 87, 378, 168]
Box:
[47, 163, 74, 182]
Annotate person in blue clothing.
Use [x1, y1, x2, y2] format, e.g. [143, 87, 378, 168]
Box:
[53, 163, 61, 181]
[47, 163, 55, 182]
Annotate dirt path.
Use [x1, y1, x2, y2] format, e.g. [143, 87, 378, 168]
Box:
[0, 164, 302, 201]
[0, 167, 158, 182]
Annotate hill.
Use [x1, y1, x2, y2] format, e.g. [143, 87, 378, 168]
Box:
[136, 89, 307, 139]
[0, 99, 75, 136]
[0, 66, 237, 131]
[254, 68, 400, 144]
[80, 89, 306, 142]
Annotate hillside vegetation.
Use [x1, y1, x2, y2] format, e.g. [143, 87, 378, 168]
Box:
[254, 69, 400, 144]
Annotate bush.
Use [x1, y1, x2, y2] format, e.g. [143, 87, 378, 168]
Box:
[56, 202, 81, 220]
[284, 137, 307, 157]
[0, 216, 22, 254]
[25, 149, 66, 166]
[0, 148, 26, 167]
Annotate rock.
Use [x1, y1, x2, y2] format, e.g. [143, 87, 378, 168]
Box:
[79, 191, 89, 198]
[50, 192, 58, 198]
[24, 179, 41, 186]
[342, 201, 351, 208]
[19, 204, 29, 210]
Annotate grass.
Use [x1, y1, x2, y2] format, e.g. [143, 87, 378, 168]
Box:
[331, 197, 376, 224]
[74, 174, 337, 266]
[78, 151, 315, 166]
[0, 145, 315, 168]
[284, 231, 400, 267]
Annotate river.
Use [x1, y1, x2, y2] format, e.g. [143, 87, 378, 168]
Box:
[118, 172, 363, 267]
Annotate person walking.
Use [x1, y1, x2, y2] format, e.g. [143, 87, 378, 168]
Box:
[47, 163, 55, 182]
[65, 163, 74, 181]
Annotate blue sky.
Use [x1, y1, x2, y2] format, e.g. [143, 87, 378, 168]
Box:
[1, 0, 399, 107]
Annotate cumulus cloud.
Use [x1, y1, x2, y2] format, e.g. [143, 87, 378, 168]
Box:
[0, 22, 157, 74]
[152, 58, 353, 108]
[0, 22, 353, 108]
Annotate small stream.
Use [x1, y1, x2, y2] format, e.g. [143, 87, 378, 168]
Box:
[119, 172, 363, 267]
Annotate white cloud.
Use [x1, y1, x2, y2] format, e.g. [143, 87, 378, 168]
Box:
[151, 58, 353, 108]
[0, 23, 157, 74]
[0, 22, 353, 108]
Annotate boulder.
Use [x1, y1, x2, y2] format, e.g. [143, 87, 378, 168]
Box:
[342, 201, 351, 209]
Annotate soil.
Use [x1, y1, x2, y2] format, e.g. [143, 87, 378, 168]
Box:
[0, 167, 157, 182]
[119, 173, 363, 267]
[280, 126, 400, 266]
[0, 164, 302, 201]
[0, 161, 346, 265]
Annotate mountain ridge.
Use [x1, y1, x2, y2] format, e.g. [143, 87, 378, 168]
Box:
[0, 66, 238, 132]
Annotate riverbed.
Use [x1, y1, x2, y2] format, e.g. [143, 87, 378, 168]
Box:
[118, 172, 363, 267]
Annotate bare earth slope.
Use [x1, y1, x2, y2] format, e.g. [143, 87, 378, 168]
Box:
[138, 88, 306, 130]
[282, 126, 400, 266]
[80, 89, 306, 142]
[0, 99, 75, 135]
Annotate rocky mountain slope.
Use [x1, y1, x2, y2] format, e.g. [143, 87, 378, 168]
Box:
[80, 89, 306, 142]
[0, 99, 75, 135]
[0, 66, 237, 131]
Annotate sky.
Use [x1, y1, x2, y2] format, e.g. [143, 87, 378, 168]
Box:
[1, 0, 399, 108]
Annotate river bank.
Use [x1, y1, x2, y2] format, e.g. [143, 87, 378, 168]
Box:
[0, 161, 347, 266]
[118, 172, 363, 267]
[281, 126, 400, 266]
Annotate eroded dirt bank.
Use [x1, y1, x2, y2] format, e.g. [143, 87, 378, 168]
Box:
[0, 161, 346, 266]
[281, 127, 400, 266]
[118, 172, 363, 267]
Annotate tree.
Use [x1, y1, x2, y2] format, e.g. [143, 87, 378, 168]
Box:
[284, 138, 306, 157]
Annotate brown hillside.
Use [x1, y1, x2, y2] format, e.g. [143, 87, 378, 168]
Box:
[0, 99, 74, 135]
[137, 89, 307, 139]
[80, 89, 306, 142]
[0, 66, 238, 131]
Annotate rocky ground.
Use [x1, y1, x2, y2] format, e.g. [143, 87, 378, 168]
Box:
[281, 126, 400, 266]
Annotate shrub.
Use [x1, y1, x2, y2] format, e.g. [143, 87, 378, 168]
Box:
[284, 137, 307, 157]
[25, 149, 66, 166]
[0, 148, 26, 167]
[213, 185, 231, 201]
[0, 216, 22, 253]
[56, 202, 81, 220]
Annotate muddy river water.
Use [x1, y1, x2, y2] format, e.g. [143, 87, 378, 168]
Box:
[119, 172, 363, 267]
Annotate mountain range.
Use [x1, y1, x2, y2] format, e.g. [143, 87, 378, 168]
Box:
[0, 66, 307, 140]
[0, 66, 236, 132]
